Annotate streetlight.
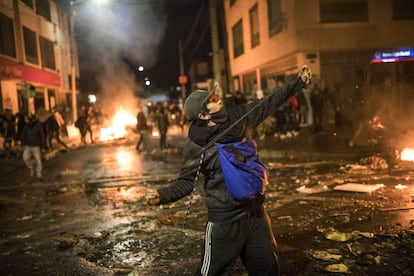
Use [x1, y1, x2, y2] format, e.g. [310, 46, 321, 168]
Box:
[88, 94, 97, 104]
[93, 0, 109, 5]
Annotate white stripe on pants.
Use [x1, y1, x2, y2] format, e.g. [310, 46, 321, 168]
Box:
[201, 222, 213, 276]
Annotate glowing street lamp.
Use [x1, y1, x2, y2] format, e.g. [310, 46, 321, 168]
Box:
[92, 0, 110, 5]
[88, 94, 97, 103]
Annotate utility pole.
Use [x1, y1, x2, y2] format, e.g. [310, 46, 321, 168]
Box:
[209, 0, 222, 97]
[178, 40, 187, 100]
[70, 4, 78, 122]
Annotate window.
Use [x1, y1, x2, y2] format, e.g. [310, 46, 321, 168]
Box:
[21, 0, 34, 9]
[249, 3, 260, 48]
[40, 36, 55, 70]
[36, 0, 51, 21]
[23, 26, 39, 64]
[0, 13, 16, 58]
[320, 0, 368, 23]
[392, 0, 414, 20]
[267, 0, 284, 37]
[232, 19, 244, 58]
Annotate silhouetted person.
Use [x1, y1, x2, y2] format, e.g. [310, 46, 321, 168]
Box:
[21, 115, 44, 180]
[135, 107, 153, 153]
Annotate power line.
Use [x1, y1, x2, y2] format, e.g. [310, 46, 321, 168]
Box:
[183, 0, 207, 50]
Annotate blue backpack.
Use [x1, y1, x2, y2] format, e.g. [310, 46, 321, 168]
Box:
[215, 139, 268, 200]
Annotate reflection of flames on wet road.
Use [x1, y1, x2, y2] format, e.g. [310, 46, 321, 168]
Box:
[100, 109, 137, 141]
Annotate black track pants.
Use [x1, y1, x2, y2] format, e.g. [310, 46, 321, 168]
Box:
[195, 210, 279, 276]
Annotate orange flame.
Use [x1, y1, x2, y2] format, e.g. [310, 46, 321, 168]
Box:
[401, 148, 414, 162]
[100, 108, 137, 141]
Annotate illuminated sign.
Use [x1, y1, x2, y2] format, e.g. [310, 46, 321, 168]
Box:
[372, 48, 414, 63]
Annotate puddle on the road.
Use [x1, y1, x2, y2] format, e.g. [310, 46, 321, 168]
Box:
[68, 222, 205, 274]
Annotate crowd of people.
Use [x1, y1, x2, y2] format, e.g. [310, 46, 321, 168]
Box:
[0, 106, 73, 157]
[0, 79, 381, 183]
[0, 105, 74, 179]
[134, 101, 185, 153]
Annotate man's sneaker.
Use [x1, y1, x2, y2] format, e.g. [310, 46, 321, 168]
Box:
[30, 169, 34, 177]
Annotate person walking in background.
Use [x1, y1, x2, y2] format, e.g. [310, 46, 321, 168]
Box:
[61, 106, 73, 137]
[297, 89, 309, 126]
[75, 105, 94, 145]
[52, 107, 66, 137]
[135, 106, 153, 153]
[1, 109, 16, 157]
[310, 85, 325, 133]
[15, 112, 26, 147]
[21, 115, 45, 180]
[44, 114, 69, 150]
[155, 106, 169, 150]
[147, 65, 312, 275]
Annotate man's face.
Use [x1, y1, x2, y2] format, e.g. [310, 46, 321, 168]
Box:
[205, 92, 223, 114]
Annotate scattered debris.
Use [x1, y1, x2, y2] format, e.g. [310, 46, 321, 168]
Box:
[55, 236, 79, 251]
[380, 205, 414, 212]
[395, 184, 408, 189]
[324, 263, 349, 273]
[61, 168, 78, 175]
[319, 227, 374, 242]
[333, 183, 384, 193]
[360, 155, 389, 170]
[17, 215, 33, 221]
[296, 185, 330, 194]
[311, 250, 342, 261]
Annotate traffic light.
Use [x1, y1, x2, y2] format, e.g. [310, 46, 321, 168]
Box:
[21, 82, 36, 99]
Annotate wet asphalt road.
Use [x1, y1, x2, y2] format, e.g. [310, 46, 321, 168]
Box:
[0, 126, 414, 275]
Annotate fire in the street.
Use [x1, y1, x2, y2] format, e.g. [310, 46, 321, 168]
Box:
[100, 109, 137, 141]
[401, 148, 414, 162]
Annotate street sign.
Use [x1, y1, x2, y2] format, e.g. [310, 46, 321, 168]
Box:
[178, 75, 188, 84]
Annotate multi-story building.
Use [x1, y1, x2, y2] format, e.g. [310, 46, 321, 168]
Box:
[0, 0, 78, 119]
[224, 0, 414, 118]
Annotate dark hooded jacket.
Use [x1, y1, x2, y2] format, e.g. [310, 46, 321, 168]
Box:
[156, 76, 306, 223]
[21, 119, 45, 148]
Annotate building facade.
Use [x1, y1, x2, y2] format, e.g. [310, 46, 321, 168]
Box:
[223, 0, 414, 117]
[0, 0, 78, 118]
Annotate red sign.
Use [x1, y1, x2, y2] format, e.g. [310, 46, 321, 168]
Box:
[178, 75, 188, 84]
[0, 58, 61, 86]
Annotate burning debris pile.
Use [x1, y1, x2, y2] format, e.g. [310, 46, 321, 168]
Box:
[401, 148, 414, 162]
[99, 108, 137, 142]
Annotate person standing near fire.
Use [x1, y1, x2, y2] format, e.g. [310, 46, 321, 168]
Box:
[135, 106, 153, 153]
[75, 105, 94, 145]
[155, 106, 169, 150]
[44, 111, 69, 150]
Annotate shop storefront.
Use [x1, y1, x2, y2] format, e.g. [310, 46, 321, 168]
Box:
[0, 58, 61, 115]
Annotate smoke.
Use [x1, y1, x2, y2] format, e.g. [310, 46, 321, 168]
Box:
[76, 0, 167, 115]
